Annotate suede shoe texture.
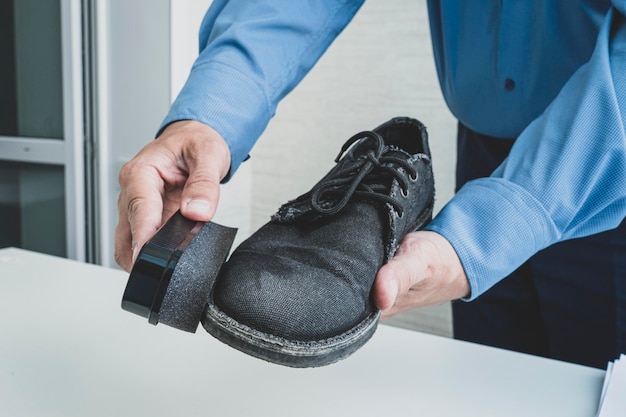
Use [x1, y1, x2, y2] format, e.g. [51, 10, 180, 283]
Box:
[202, 117, 435, 367]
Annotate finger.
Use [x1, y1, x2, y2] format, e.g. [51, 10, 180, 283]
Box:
[127, 185, 164, 261]
[114, 200, 133, 271]
[375, 260, 423, 320]
[373, 236, 428, 313]
[115, 164, 165, 270]
[179, 140, 226, 222]
[180, 172, 220, 222]
[373, 257, 409, 311]
[375, 231, 471, 319]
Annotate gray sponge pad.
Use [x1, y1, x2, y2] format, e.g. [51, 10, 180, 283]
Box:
[158, 221, 237, 332]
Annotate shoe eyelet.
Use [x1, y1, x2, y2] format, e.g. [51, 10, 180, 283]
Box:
[409, 172, 418, 182]
[400, 188, 409, 198]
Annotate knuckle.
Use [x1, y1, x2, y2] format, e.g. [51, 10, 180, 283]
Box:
[117, 161, 136, 185]
[186, 174, 219, 189]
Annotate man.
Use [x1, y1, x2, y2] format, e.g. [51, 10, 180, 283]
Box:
[115, 1, 626, 368]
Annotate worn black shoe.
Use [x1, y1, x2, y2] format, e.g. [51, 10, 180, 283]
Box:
[202, 117, 435, 367]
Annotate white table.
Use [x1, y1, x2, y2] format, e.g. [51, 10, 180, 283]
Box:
[0, 248, 605, 416]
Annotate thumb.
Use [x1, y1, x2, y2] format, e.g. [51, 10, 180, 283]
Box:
[180, 161, 222, 222]
[175, 122, 231, 222]
[373, 258, 408, 311]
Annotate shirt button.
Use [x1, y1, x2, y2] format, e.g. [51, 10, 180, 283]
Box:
[504, 78, 516, 91]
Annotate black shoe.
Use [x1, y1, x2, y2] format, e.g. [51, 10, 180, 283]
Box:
[202, 117, 435, 367]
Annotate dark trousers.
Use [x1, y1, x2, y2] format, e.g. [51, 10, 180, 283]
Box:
[452, 122, 626, 369]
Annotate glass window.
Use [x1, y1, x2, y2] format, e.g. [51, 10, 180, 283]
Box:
[0, 0, 63, 139]
[0, 162, 66, 257]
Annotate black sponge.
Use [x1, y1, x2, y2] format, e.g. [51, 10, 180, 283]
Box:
[121, 211, 237, 332]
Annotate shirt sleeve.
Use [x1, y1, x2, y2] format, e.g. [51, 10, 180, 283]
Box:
[425, 4, 626, 300]
[159, 0, 364, 179]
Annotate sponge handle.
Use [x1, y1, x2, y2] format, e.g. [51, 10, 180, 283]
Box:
[121, 211, 236, 328]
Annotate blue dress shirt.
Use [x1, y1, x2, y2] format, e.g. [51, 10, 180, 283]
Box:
[161, 0, 626, 300]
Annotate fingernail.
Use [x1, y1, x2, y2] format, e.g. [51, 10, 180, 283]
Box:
[186, 199, 211, 215]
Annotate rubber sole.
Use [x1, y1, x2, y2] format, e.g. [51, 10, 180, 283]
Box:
[201, 300, 380, 368]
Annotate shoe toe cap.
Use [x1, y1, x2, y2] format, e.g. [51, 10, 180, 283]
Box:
[212, 250, 373, 342]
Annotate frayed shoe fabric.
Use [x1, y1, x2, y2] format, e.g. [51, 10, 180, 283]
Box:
[202, 117, 435, 367]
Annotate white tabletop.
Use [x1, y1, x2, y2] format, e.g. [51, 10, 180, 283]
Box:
[0, 248, 605, 417]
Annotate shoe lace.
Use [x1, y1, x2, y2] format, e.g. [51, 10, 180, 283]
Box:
[309, 131, 417, 217]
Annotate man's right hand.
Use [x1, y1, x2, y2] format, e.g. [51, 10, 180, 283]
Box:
[114, 120, 231, 271]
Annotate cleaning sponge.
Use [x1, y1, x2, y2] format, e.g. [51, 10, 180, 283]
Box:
[121, 211, 237, 332]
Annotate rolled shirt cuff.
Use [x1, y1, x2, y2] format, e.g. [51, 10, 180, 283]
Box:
[425, 178, 560, 301]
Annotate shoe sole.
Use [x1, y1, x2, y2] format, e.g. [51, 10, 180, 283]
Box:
[202, 301, 380, 368]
